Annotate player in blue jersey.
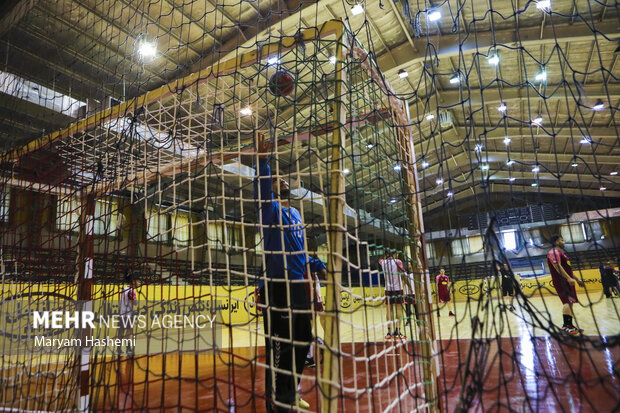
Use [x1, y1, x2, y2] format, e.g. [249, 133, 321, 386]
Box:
[254, 133, 326, 412]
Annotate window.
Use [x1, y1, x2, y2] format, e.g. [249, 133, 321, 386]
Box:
[501, 230, 518, 251]
[425, 242, 436, 260]
[57, 197, 80, 232]
[172, 212, 191, 246]
[207, 222, 223, 246]
[254, 231, 263, 254]
[0, 189, 9, 222]
[468, 236, 484, 253]
[146, 207, 169, 242]
[451, 238, 470, 256]
[224, 223, 243, 247]
[560, 223, 586, 244]
[527, 229, 542, 247]
[94, 199, 120, 235]
[585, 221, 604, 241]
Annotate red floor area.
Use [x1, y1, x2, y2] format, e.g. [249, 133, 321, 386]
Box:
[438, 335, 620, 412]
[98, 336, 620, 412]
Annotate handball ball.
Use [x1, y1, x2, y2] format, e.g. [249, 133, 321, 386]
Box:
[269, 70, 295, 97]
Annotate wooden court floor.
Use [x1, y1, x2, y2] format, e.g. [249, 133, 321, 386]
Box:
[90, 293, 619, 412]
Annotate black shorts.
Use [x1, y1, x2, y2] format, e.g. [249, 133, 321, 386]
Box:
[385, 290, 404, 305]
[502, 280, 519, 296]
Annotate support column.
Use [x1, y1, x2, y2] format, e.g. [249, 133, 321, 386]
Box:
[75, 191, 96, 412]
[321, 22, 346, 413]
[396, 104, 440, 412]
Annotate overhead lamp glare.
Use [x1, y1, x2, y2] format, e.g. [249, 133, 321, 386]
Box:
[351, 4, 364, 15]
[535, 70, 547, 82]
[138, 41, 157, 59]
[398, 69, 409, 79]
[536, 0, 551, 11]
[428, 10, 442, 22]
[592, 99, 605, 111]
[240, 106, 253, 116]
[488, 54, 499, 65]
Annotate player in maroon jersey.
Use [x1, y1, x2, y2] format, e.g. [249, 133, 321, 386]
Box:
[435, 268, 455, 317]
[547, 235, 585, 335]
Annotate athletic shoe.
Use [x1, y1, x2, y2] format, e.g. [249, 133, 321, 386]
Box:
[305, 357, 316, 368]
[297, 397, 310, 409]
[448, 312, 455, 317]
[562, 325, 580, 335]
[385, 332, 392, 340]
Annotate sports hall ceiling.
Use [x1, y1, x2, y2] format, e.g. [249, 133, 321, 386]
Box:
[0, 0, 618, 216]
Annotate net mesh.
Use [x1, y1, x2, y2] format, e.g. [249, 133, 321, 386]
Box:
[0, 0, 619, 412]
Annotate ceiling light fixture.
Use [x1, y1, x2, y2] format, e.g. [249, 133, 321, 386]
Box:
[267, 56, 280, 65]
[390, 197, 398, 204]
[497, 103, 507, 113]
[428, 10, 441, 22]
[240, 107, 253, 116]
[366, 143, 374, 149]
[481, 164, 490, 171]
[571, 162, 579, 167]
[536, 0, 551, 11]
[449, 75, 461, 84]
[503, 137, 511, 145]
[580, 137, 591, 144]
[398, 69, 409, 79]
[531, 182, 538, 187]
[422, 160, 429, 168]
[436, 178, 444, 185]
[474, 143, 483, 152]
[329, 56, 337, 65]
[509, 177, 516, 182]
[535, 70, 547, 82]
[426, 113, 435, 121]
[532, 166, 540, 173]
[447, 191, 454, 197]
[488, 54, 499, 66]
[600, 187, 607, 191]
[351, 4, 364, 15]
[393, 164, 402, 172]
[138, 41, 157, 59]
[343, 168, 350, 175]
[532, 116, 543, 126]
[506, 160, 515, 166]
[592, 99, 605, 111]
[611, 171, 618, 176]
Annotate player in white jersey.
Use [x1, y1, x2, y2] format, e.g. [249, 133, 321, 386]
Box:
[379, 251, 406, 339]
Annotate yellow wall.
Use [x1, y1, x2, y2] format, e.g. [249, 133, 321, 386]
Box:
[445, 268, 604, 301]
[0, 268, 606, 327]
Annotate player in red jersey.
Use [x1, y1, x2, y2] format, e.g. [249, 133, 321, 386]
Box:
[547, 235, 585, 335]
[435, 268, 455, 317]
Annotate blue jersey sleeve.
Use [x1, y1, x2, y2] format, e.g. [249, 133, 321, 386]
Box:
[254, 158, 277, 224]
[308, 256, 327, 273]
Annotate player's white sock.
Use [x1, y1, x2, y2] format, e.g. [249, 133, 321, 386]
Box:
[307, 343, 314, 359]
